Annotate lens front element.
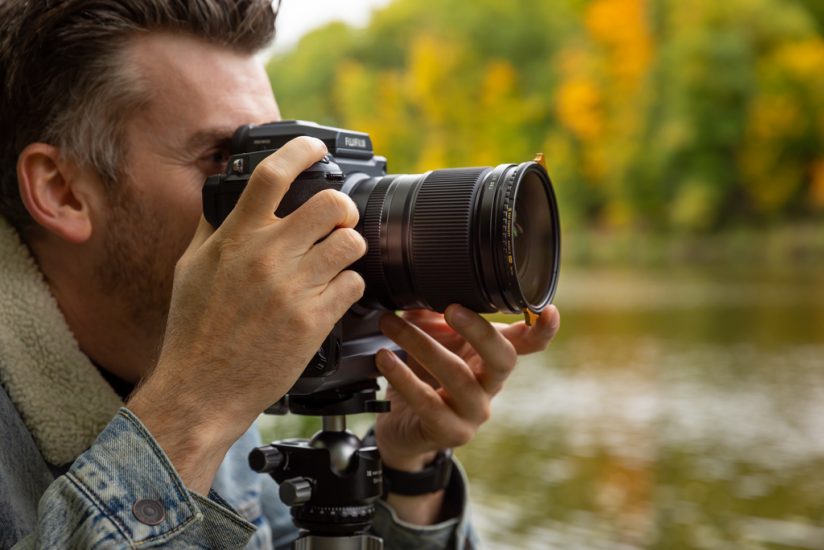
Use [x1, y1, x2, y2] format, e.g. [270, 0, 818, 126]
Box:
[512, 168, 557, 309]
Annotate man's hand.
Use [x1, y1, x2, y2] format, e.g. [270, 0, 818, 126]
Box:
[128, 137, 367, 494]
[373, 304, 560, 523]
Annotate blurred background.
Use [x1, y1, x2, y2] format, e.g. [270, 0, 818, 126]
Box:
[260, 1, 824, 548]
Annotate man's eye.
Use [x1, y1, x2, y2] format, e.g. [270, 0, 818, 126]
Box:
[198, 148, 231, 174]
[212, 149, 229, 164]
[207, 148, 230, 164]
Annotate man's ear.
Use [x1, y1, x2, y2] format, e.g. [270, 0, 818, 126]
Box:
[17, 143, 100, 244]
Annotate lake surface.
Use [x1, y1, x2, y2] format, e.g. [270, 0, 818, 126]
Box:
[461, 265, 824, 549]
[258, 264, 824, 549]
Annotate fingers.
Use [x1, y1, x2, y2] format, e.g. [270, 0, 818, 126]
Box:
[375, 349, 480, 449]
[400, 309, 443, 323]
[300, 227, 367, 285]
[379, 313, 487, 421]
[319, 269, 366, 320]
[443, 304, 517, 395]
[399, 310, 455, 338]
[498, 305, 561, 355]
[280, 189, 361, 252]
[376, 349, 444, 416]
[227, 136, 328, 231]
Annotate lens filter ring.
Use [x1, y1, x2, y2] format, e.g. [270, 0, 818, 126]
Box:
[484, 162, 559, 313]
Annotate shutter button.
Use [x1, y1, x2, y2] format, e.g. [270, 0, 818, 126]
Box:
[133, 499, 165, 525]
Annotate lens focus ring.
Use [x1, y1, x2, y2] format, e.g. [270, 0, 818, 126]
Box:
[408, 168, 489, 312]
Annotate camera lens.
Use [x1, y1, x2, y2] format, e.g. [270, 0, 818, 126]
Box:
[347, 161, 559, 314]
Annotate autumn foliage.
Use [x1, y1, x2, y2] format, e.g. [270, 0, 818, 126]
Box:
[268, 0, 824, 232]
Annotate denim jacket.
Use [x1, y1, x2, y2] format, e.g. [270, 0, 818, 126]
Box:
[0, 217, 477, 548]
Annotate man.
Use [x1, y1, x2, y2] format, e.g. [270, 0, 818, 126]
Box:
[0, 1, 560, 548]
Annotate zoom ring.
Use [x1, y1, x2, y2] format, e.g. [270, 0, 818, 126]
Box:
[409, 168, 490, 312]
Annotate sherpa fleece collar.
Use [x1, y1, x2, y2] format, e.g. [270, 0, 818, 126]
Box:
[0, 217, 121, 465]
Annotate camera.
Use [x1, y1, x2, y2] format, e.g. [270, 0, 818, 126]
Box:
[203, 120, 560, 402]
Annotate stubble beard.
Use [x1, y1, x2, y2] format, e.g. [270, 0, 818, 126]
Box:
[95, 184, 178, 363]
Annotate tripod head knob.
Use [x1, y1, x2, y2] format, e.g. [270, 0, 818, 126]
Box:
[280, 477, 313, 506]
[248, 445, 284, 473]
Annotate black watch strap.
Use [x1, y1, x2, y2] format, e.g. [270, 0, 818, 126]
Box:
[382, 449, 454, 496]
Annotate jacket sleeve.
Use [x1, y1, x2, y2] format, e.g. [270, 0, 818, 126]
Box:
[370, 459, 481, 550]
[14, 408, 257, 549]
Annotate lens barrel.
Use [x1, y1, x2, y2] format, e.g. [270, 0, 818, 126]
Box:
[348, 161, 559, 314]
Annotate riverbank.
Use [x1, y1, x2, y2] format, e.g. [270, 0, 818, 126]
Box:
[563, 223, 824, 268]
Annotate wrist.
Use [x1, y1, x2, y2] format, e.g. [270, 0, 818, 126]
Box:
[372, 427, 440, 472]
[382, 449, 454, 497]
[129, 360, 257, 446]
[379, 448, 439, 473]
[127, 374, 245, 494]
[365, 429, 452, 525]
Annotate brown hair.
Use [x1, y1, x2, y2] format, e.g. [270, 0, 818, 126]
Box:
[0, 0, 277, 232]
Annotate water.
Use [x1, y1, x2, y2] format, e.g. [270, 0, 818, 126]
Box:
[461, 266, 824, 549]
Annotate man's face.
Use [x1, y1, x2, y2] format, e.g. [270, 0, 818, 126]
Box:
[97, 33, 280, 348]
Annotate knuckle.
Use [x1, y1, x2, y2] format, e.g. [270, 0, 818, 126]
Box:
[343, 270, 366, 300]
[315, 232, 361, 271]
[216, 234, 242, 255]
[254, 158, 289, 187]
[245, 256, 274, 282]
[331, 190, 354, 215]
[478, 402, 492, 423]
[338, 228, 367, 258]
[316, 189, 345, 211]
[305, 190, 358, 227]
[501, 339, 518, 366]
[448, 425, 475, 448]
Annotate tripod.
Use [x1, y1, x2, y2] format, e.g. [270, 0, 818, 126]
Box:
[249, 381, 390, 550]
